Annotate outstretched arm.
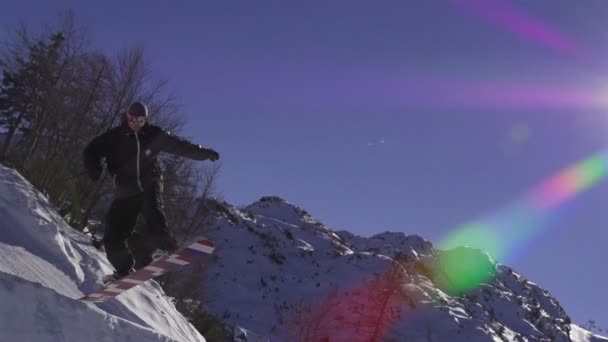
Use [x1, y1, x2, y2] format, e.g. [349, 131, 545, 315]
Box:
[160, 129, 219, 161]
[83, 132, 109, 181]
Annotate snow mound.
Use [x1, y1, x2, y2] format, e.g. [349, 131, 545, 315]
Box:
[0, 165, 204, 342]
[0, 272, 170, 342]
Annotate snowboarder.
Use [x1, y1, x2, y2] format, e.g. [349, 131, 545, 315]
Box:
[83, 101, 219, 283]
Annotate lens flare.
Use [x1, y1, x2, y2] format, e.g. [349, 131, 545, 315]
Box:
[438, 150, 608, 292]
[448, 0, 598, 63]
[530, 152, 607, 210]
[195, 61, 608, 112]
[436, 246, 498, 295]
[292, 264, 405, 341]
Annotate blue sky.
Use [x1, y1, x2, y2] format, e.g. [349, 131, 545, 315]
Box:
[2, 0, 607, 328]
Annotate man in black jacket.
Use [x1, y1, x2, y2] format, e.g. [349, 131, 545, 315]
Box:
[83, 101, 219, 283]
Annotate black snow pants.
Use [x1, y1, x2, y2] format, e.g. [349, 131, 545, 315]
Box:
[103, 186, 178, 274]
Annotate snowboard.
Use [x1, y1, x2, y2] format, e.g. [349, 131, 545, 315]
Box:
[80, 237, 215, 303]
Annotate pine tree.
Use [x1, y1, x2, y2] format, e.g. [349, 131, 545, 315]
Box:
[0, 32, 65, 165]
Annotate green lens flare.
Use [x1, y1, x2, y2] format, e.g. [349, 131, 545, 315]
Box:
[436, 247, 497, 295]
[575, 154, 607, 191]
[437, 224, 500, 294]
[439, 223, 504, 259]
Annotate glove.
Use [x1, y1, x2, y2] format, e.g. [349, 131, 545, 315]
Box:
[207, 149, 220, 161]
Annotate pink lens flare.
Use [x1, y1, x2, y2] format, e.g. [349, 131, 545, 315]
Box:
[529, 151, 608, 210]
[448, 0, 598, 64]
[405, 78, 607, 110]
[203, 62, 608, 112]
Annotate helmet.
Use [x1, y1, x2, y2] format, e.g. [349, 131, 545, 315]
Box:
[127, 101, 148, 117]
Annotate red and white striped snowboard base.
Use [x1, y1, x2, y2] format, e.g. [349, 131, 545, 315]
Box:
[80, 237, 215, 303]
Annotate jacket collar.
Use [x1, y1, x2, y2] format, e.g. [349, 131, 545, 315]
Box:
[120, 119, 149, 136]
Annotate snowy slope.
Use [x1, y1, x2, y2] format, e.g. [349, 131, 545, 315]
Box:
[1, 163, 606, 342]
[0, 165, 204, 342]
[188, 196, 607, 342]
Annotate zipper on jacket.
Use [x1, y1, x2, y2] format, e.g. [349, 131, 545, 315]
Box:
[134, 132, 144, 192]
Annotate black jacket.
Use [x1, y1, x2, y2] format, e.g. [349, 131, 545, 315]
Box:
[84, 121, 215, 197]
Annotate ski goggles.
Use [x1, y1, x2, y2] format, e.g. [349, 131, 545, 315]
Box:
[127, 113, 148, 126]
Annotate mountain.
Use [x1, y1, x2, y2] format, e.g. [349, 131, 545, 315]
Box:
[192, 196, 608, 341]
[0, 164, 606, 341]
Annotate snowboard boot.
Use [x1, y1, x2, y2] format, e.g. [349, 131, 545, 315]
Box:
[102, 268, 134, 285]
[151, 248, 174, 262]
[150, 237, 178, 262]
